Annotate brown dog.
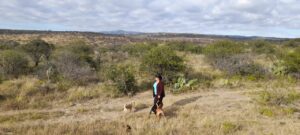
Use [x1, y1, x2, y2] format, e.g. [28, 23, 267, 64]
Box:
[156, 103, 165, 119]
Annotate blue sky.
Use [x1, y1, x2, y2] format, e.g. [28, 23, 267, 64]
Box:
[0, 0, 300, 38]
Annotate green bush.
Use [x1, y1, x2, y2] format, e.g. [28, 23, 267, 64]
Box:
[23, 39, 54, 67]
[141, 46, 185, 83]
[257, 90, 300, 106]
[52, 50, 98, 85]
[282, 47, 300, 78]
[122, 42, 157, 57]
[0, 40, 20, 50]
[203, 40, 244, 58]
[271, 60, 288, 76]
[166, 41, 203, 54]
[284, 39, 300, 48]
[173, 76, 198, 93]
[221, 122, 241, 134]
[249, 40, 276, 54]
[203, 41, 266, 78]
[106, 65, 137, 96]
[0, 50, 29, 78]
[210, 54, 266, 78]
[67, 41, 98, 70]
[259, 107, 274, 117]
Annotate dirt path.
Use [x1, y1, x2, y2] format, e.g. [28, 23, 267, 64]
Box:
[0, 88, 260, 127]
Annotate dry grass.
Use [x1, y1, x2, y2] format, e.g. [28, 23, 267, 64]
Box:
[0, 111, 64, 124]
[0, 84, 299, 135]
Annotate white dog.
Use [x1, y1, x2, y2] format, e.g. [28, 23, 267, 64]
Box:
[123, 101, 135, 112]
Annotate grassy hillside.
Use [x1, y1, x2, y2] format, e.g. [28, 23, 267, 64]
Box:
[0, 32, 299, 135]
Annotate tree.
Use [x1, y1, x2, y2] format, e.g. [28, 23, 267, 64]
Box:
[283, 47, 300, 78]
[24, 39, 54, 67]
[0, 50, 29, 78]
[250, 40, 275, 54]
[141, 46, 185, 83]
[0, 40, 20, 50]
[106, 65, 137, 95]
[203, 40, 244, 59]
[52, 50, 97, 85]
[68, 41, 98, 70]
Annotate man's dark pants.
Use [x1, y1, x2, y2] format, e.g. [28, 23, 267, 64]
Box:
[150, 97, 163, 114]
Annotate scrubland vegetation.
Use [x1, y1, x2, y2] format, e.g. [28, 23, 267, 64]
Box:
[0, 34, 299, 135]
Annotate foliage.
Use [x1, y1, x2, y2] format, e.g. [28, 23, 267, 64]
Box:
[259, 107, 274, 117]
[173, 76, 198, 93]
[23, 39, 54, 66]
[166, 41, 203, 54]
[257, 89, 300, 106]
[52, 50, 97, 85]
[0, 77, 50, 110]
[282, 47, 300, 78]
[141, 46, 185, 83]
[249, 40, 276, 54]
[211, 54, 267, 77]
[271, 60, 288, 76]
[221, 122, 241, 134]
[106, 65, 137, 96]
[0, 40, 20, 50]
[122, 42, 157, 57]
[203, 40, 244, 58]
[0, 50, 29, 78]
[284, 39, 300, 48]
[68, 41, 98, 70]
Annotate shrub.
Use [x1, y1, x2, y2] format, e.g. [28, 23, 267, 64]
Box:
[68, 42, 101, 71]
[0, 50, 29, 78]
[106, 65, 137, 96]
[69, 40, 92, 55]
[249, 40, 276, 54]
[284, 39, 300, 48]
[23, 39, 54, 67]
[203, 40, 244, 58]
[52, 50, 97, 85]
[0, 77, 49, 110]
[259, 107, 274, 117]
[282, 47, 300, 78]
[0, 40, 20, 50]
[141, 46, 185, 83]
[166, 41, 203, 54]
[210, 54, 267, 78]
[257, 90, 300, 106]
[271, 60, 288, 76]
[122, 42, 157, 57]
[173, 76, 198, 93]
[221, 122, 241, 134]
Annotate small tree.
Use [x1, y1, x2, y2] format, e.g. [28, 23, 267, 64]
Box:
[106, 65, 137, 95]
[24, 39, 54, 67]
[283, 47, 300, 78]
[203, 40, 244, 59]
[52, 50, 97, 85]
[68, 41, 98, 70]
[141, 46, 185, 83]
[0, 40, 20, 50]
[0, 50, 29, 78]
[250, 40, 275, 54]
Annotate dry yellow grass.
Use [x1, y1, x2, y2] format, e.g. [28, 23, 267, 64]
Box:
[0, 84, 299, 135]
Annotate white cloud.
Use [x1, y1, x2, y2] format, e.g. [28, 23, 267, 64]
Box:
[0, 0, 299, 37]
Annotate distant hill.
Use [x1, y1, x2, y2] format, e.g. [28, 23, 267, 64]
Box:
[100, 30, 144, 35]
[0, 29, 290, 42]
